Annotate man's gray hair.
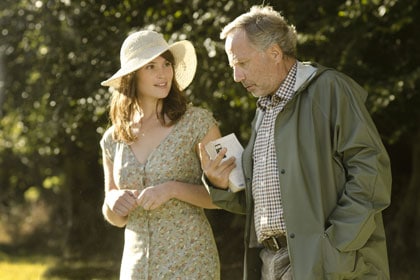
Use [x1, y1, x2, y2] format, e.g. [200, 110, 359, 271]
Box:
[220, 5, 297, 58]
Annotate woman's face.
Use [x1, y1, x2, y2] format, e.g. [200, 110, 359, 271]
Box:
[135, 55, 174, 102]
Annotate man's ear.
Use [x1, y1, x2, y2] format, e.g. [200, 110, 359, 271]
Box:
[267, 44, 283, 62]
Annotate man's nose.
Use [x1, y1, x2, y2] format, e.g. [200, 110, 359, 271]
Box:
[233, 67, 245, 83]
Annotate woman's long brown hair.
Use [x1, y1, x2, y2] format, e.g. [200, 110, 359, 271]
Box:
[109, 50, 187, 143]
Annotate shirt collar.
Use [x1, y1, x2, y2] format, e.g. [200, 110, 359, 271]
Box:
[257, 62, 298, 111]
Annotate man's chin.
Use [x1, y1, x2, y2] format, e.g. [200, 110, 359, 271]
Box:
[245, 87, 257, 96]
[249, 90, 264, 98]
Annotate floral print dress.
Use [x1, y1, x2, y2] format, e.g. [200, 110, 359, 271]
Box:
[100, 106, 220, 280]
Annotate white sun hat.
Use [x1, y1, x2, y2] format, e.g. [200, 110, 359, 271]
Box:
[101, 30, 197, 91]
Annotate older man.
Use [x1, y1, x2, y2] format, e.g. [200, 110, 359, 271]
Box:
[199, 5, 392, 280]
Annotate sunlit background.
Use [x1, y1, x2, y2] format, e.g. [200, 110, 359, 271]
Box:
[1, 0, 419, 279]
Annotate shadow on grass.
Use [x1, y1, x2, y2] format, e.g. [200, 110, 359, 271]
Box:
[42, 260, 119, 280]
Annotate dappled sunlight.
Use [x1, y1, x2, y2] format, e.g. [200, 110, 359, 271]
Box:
[0, 256, 51, 280]
[0, 0, 419, 279]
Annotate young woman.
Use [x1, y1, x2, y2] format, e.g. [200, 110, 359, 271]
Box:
[100, 30, 221, 280]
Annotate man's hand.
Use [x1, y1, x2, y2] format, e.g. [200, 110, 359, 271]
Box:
[198, 142, 236, 190]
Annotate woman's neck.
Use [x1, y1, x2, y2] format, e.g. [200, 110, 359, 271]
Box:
[138, 98, 163, 121]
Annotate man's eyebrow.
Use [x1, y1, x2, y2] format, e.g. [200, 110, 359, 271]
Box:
[229, 53, 239, 62]
[231, 57, 246, 66]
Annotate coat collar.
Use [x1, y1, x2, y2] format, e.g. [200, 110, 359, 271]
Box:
[253, 61, 318, 131]
[295, 61, 317, 91]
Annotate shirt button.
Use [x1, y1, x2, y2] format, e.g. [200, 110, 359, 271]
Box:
[289, 233, 295, 238]
[280, 169, 286, 174]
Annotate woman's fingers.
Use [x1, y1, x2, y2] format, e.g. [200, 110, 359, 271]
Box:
[105, 189, 138, 216]
[136, 185, 169, 211]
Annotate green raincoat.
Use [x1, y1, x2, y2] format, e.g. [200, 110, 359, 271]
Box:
[206, 62, 392, 280]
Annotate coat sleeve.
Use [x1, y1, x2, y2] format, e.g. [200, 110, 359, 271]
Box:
[202, 175, 247, 215]
[325, 72, 392, 252]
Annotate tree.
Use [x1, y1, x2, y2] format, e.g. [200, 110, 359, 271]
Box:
[1, 0, 419, 278]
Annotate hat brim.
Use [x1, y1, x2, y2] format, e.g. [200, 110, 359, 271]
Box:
[101, 40, 197, 91]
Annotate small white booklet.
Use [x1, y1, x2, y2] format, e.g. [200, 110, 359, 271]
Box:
[205, 133, 246, 192]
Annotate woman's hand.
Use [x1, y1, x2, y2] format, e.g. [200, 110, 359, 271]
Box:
[136, 183, 172, 211]
[105, 189, 139, 217]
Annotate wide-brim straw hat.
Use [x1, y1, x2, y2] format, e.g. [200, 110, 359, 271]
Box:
[101, 30, 197, 91]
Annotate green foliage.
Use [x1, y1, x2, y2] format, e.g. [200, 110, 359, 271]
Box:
[294, 0, 420, 144]
[0, 0, 419, 277]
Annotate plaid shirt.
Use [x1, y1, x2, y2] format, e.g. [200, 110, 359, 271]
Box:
[252, 62, 297, 242]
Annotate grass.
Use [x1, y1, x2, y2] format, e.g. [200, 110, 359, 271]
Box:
[0, 254, 53, 280]
[0, 252, 119, 280]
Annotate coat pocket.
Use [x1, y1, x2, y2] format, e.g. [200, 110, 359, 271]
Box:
[322, 234, 372, 279]
[322, 234, 356, 275]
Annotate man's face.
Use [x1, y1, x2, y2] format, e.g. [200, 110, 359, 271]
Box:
[225, 28, 281, 97]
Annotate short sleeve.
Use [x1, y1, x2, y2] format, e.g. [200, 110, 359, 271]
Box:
[99, 126, 116, 162]
[184, 106, 219, 145]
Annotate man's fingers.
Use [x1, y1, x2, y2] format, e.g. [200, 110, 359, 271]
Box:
[198, 142, 236, 189]
[212, 147, 228, 166]
[199, 142, 229, 167]
[215, 156, 236, 174]
[198, 143, 208, 165]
